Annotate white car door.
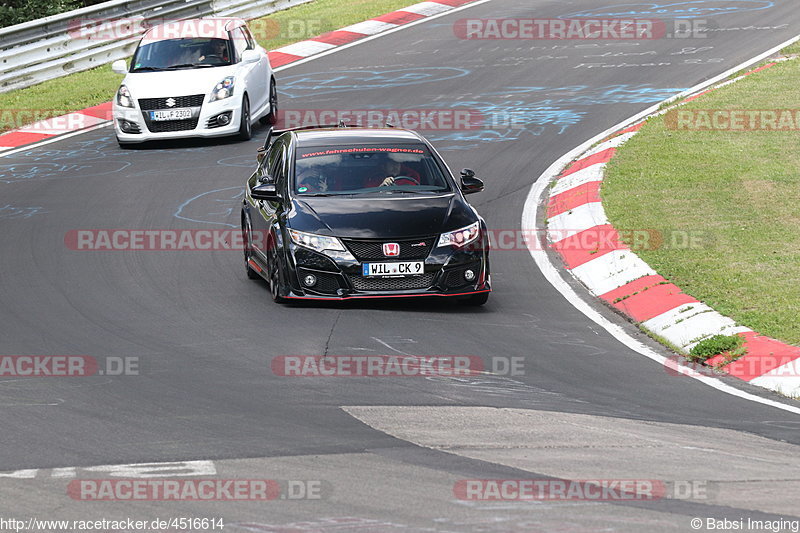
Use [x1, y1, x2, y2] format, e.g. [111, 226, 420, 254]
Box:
[231, 27, 267, 116]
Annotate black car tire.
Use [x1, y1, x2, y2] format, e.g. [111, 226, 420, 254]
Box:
[238, 95, 252, 141]
[267, 240, 286, 303]
[260, 79, 278, 125]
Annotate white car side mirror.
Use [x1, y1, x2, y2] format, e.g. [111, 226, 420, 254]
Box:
[241, 49, 260, 64]
[111, 60, 128, 74]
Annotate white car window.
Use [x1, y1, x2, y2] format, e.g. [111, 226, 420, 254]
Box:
[242, 26, 257, 50]
[229, 27, 249, 62]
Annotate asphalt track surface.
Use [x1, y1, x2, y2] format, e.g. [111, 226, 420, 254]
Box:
[2, 1, 800, 531]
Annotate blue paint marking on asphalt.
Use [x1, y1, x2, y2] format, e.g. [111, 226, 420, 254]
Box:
[0, 163, 90, 183]
[425, 84, 687, 149]
[0, 205, 46, 219]
[278, 67, 471, 99]
[562, 1, 774, 19]
[174, 186, 243, 227]
[0, 161, 131, 183]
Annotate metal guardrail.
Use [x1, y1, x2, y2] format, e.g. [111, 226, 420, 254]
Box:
[0, 0, 312, 94]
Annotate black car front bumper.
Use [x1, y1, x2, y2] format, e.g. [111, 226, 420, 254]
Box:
[282, 236, 490, 300]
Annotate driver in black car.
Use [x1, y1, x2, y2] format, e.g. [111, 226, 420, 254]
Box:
[366, 154, 421, 188]
[297, 169, 329, 193]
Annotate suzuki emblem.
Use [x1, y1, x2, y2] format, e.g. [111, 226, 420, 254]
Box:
[383, 243, 400, 256]
[165, 97, 176, 107]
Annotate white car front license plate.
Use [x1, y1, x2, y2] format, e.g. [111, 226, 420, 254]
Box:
[362, 261, 424, 277]
[150, 108, 192, 121]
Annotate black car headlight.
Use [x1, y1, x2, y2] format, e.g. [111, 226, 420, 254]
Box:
[438, 222, 480, 248]
[289, 229, 355, 261]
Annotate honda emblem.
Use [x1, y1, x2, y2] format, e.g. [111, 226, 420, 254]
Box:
[383, 243, 400, 256]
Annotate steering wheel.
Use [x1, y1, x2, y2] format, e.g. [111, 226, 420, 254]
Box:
[299, 171, 328, 192]
[381, 175, 419, 186]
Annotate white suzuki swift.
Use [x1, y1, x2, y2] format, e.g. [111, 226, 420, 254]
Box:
[111, 18, 276, 146]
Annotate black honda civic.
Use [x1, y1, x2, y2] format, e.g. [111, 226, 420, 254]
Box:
[241, 125, 491, 305]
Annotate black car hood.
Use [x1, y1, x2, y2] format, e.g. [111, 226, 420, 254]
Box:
[290, 193, 477, 239]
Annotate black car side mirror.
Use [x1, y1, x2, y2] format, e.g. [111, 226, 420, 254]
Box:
[460, 169, 484, 194]
[251, 183, 281, 202]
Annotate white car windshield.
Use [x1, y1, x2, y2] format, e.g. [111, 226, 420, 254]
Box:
[131, 38, 233, 71]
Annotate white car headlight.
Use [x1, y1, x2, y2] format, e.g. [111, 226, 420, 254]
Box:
[116, 85, 134, 108]
[209, 76, 235, 102]
[438, 222, 480, 248]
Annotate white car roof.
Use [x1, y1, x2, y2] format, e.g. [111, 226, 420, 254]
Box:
[141, 17, 247, 43]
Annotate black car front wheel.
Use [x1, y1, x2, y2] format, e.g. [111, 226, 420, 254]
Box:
[267, 241, 286, 303]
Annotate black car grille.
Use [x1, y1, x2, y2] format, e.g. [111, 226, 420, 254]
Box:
[342, 238, 436, 261]
[146, 118, 199, 133]
[443, 262, 482, 289]
[138, 94, 205, 111]
[348, 273, 435, 291]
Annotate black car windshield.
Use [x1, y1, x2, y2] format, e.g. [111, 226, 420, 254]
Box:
[294, 145, 452, 196]
[131, 38, 232, 71]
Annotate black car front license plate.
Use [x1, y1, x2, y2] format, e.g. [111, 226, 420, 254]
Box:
[362, 261, 424, 277]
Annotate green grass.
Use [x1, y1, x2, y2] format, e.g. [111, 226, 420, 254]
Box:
[604, 58, 800, 345]
[0, 0, 420, 133]
[687, 334, 744, 362]
[782, 40, 800, 55]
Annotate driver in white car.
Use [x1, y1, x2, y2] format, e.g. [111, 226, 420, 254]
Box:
[198, 39, 230, 63]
